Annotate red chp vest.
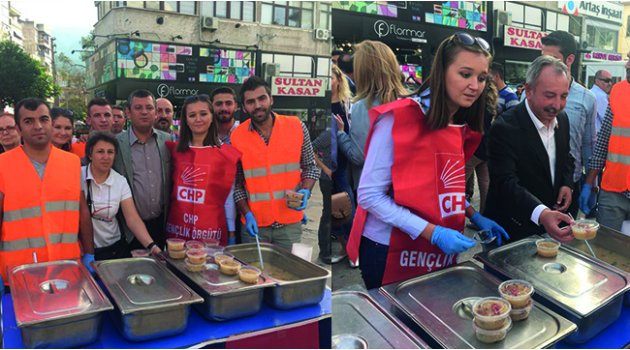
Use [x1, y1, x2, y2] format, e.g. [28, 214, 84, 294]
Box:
[166, 142, 241, 246]
[346, 98, 481, 286]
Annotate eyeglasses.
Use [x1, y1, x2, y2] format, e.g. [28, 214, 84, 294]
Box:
[0, 125, 17, 134]
[597, 77, 612, 84]
[450, 32, 491, 53]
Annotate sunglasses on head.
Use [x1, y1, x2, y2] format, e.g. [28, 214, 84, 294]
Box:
[597, 77, 612, 83]
[450, 32, 491, 53]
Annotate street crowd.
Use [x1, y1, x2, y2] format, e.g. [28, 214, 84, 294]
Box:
[0, 75, 320, 286]
[325, 30, 630, 289]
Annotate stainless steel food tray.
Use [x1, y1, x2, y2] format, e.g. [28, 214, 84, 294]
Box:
[562, 225, 630, 306]
[380, 262, 577, 348]
[332, 291, 428, 349]
[164, 252, 275, 321]
[93, 257, 203, 341]
[227, 243, 330, 309]
[9, 260, 113, 348]
[475, 236, 629, 343]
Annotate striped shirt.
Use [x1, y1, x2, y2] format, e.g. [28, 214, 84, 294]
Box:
[587, 105, 630, 199]
[498, 86, 519, 115]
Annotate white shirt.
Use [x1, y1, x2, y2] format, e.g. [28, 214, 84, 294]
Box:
[81, 165, 132, 248]
[525, 100, 558, 226]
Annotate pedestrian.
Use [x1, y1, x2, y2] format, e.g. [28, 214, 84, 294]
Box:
[51, 107, 85, 158]
[485, 55, 575, 243]
[231, 76, 320, 250]
[312, 125, 333, 264]
[0, 98, 94, 285]
[490, 62, 519, 115]
[516, 83, 525, 100]
[86, 97, 114, 133]
[540, 31, 597, 217]
[580, 52, 630, 232]
[111, 105, 126, 134]
[346, 33, 508, 289]
[0, 112, 20, 153]
[590, 69, 613, 135]
[166, 95, 240, 246]
[113, 89, 172, 250]
[155, 97, 177, 141]
[211, 87, 240, 144]
[346, 40, 407, 193]
[83, 132, 161, 260]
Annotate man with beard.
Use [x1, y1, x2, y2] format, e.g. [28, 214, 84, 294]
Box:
[580, 52, 630, 231]
[210, 87, 240, 144]
[155, 98, 177, 141]
[231, 76, 320, 250]
[485, 56, 575, 243]
[111, 105, 126, 134]
[0, 98, 94, 285]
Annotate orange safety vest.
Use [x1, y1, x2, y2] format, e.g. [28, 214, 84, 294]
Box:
[601, 80, 630, 193]
[71, 142, 86, 159]
[0, 146, 82, 282]
[231, 114, 304, 227]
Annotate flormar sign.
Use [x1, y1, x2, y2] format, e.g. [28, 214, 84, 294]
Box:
[504, 26, 548, 50]
[271, 77, 325, 97]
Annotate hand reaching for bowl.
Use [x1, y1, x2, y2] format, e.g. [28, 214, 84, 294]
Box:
[539, 209, 574, 242]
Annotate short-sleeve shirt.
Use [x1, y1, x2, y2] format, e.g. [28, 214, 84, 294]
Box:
[81, 165, 132, 248]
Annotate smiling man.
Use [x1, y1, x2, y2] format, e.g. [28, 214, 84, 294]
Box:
[0, 98, 94, 284]
[113, 90, 171, 251]
[230, 76, 320, 250]
[486, 56, 576, 243]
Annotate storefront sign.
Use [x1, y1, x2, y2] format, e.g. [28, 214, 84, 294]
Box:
[373, 19, 427, 43]
[271, 77, 325, 97]
[156, 83, 199, 99]
[583, 51, 624, 61]
[558, 1, 623, 24]
[504, 26, 548, 50]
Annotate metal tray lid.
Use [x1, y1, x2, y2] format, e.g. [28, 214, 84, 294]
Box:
[564, 225, 630, 273]
[164, 254, 275, 296]
[9, 260, 113, 327]
[380, 262, 577, 349]
[475, 236, 629, 316]
[93, 257, 203, 314]
[332, 291, 428, 349]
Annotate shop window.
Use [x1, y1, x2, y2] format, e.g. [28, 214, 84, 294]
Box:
[586, 24, 618, 52]
[126, 1, 143, 8]
[145, 1, 160, 10]
[201, 1, 255, 21]
[503, 2, 542, 30]
[261, 53, 324, 78]
[163, 1, 177, 12]
[546, 12, 569, 32]
[318, 3, 331, 29]
[179, 1, 195, 15]
[261, 2, 315, 28]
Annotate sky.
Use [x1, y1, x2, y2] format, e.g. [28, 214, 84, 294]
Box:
[11, 0, 97, 62]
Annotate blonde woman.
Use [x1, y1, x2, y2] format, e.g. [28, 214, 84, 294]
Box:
[346, 40, 408, 192]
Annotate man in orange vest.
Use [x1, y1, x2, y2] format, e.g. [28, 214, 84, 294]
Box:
[580, 52, 630, 231]
[0, 98, 95, 286]
[231, 76, 320, 250]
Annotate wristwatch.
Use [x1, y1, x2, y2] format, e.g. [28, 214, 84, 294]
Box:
[147, 242, 157, 251]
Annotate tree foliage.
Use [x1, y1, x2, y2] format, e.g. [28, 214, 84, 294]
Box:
[0, 40, 60, 109]
[55, 52, 88, 121]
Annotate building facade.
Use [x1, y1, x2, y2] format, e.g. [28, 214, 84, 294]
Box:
[332, 1, 492, 89]
[619, 1, 630, 57]
[88, 1, 333, 134]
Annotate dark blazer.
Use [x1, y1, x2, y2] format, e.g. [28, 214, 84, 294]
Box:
[113, 128, 172, 243]
[485, 101, 575, 242]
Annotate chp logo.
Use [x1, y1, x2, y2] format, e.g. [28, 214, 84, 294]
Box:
[177, 165, 208, 204]
[436, 156, 466, 218]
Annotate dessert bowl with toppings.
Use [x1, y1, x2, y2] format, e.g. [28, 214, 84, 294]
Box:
[499, 279, 534, 308]
[510, 299, 533, 321]
[536, 239, 560, 258]
[238, 266, 261, 284]
[186, 249, 208, 264]
[571, 219, 599, 240]
[166, 238, 186, 251]
[185, 258, 206, 272]
[473, 316, 512, 343]
[219, 260, 242, 276]
[169, 248, 186, 259]
[472, 297, 512, 330]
